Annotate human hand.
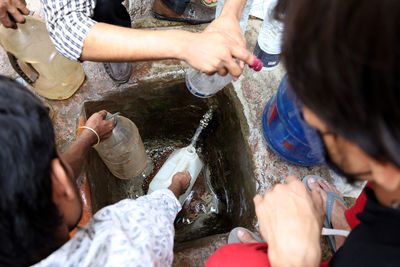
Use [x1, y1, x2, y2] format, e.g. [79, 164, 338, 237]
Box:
[0, 0, 29, 28]
[84, 110, 115, 145]
[182, 16, 253, 78]
[253, 176, 323, 267]
[168, 171, 191, 198]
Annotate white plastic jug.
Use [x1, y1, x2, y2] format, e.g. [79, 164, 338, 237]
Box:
[148, 145, 203, 203]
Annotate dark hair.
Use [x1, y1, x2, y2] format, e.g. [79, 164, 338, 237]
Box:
[280, 0, 400, 167]
[0, 76, 62, 266]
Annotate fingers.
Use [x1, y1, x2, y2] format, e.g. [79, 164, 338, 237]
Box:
[217, 67, 228, 77]
[0, 5, 15, 28]
[173, 170, 190, 178]
[97, 110, 108, 119]
[7, 5, 24, 23]
[231, 45, 254, 67]
[237, 229, 260, 244]
[223, 57, 242, 77]
[0, 0, 29, 27]
[15, 0, 29, 15]
[285, 175, 298, 184]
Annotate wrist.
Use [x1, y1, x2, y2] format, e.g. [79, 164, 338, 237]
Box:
[78, 128, 98, 147]
[172, 31, 196, 62]
[269, 243, 321, 267]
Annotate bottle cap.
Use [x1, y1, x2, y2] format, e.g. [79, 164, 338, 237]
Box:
[249, 55, 264, 71]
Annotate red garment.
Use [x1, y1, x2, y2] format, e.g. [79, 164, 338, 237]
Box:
[205, 243, 270, 267]
[205, 182, 372, 267]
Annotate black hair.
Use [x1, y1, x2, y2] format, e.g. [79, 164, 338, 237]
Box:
[0, 76, 63, 266]
[280, 0, 400, 168]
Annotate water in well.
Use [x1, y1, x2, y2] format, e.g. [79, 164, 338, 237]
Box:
[84, 80, 256, 247]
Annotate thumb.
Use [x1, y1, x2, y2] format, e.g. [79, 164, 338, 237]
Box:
[231, 46, 254, 66]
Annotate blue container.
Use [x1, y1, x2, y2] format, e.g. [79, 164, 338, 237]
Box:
[262, 75, 323, 166]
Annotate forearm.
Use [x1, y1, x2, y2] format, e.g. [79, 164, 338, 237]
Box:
[80, 23, 194, 62]
[62, 130, 96, 181]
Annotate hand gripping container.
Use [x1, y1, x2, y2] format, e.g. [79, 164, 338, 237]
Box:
[95, 114, 148, 179]
[148, 145, 203, 204]
[0, 16, 85, 100]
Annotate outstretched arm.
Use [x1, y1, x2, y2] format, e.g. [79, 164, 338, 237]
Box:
[81, 23, 253, 77]
[42, 0, 255, 77]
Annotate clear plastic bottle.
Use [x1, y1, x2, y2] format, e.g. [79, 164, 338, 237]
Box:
[148, 145, 203, 204]
[253, 0, 283, 69]
[95, 114, 151, 180]
[185, 0, 254, 98]
[186, 70, 233, 98]
[0, 16, 85, 100]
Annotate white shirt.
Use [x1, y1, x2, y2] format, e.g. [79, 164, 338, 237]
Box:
[33, 189, 181, 267]
[41, 0, 97, 61]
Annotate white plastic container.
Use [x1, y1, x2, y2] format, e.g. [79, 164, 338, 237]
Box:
[254, 0, 283, 69]
[148, 145, 203, 204]
[95, 114, 149, 179]
[186, 69, 233, 98]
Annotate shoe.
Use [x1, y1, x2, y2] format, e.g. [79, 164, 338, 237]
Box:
[302, 175, 349, 253]
[228, 227, 265, 244]
[103, 62, 131, 84]
[152, 0, 215, 24]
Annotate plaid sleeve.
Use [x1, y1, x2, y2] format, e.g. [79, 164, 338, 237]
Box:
[41, 0, 97, 61]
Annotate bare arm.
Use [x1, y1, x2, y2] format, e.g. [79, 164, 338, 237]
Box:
[62, 110, 114, 181]
[81, 21, 253, 77]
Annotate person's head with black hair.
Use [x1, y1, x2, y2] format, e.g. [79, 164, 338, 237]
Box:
[278, 0, 400, 190]
[0, 76, 82, 266]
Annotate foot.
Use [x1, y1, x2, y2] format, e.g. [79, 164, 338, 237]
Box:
[237, 229, 259, 243]
[168, 171, 191, 198]
[307, 177, 351, 250]
[152, 0, 215, 24]
[103, 62, 131, 84]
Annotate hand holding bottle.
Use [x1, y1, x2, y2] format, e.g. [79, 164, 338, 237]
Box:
[84, 110, 115, 145]
[0, 0, 29, 28]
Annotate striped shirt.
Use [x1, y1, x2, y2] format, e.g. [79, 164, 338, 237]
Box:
[41, 0, 97, 61]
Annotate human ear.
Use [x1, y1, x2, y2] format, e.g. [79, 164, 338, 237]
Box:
[50, 158, 76, 201]
[370, 160, 400, 192]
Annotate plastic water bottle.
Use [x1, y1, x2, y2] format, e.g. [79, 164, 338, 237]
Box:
[95, 113, 152, 179]
[0, 15, 85, 100]
[185, 0, 255, 98]
[254, 0, 284, 69]
[148, 145, 203, 204]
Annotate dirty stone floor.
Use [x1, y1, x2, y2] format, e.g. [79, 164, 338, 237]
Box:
[0, 11, 360, 267]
